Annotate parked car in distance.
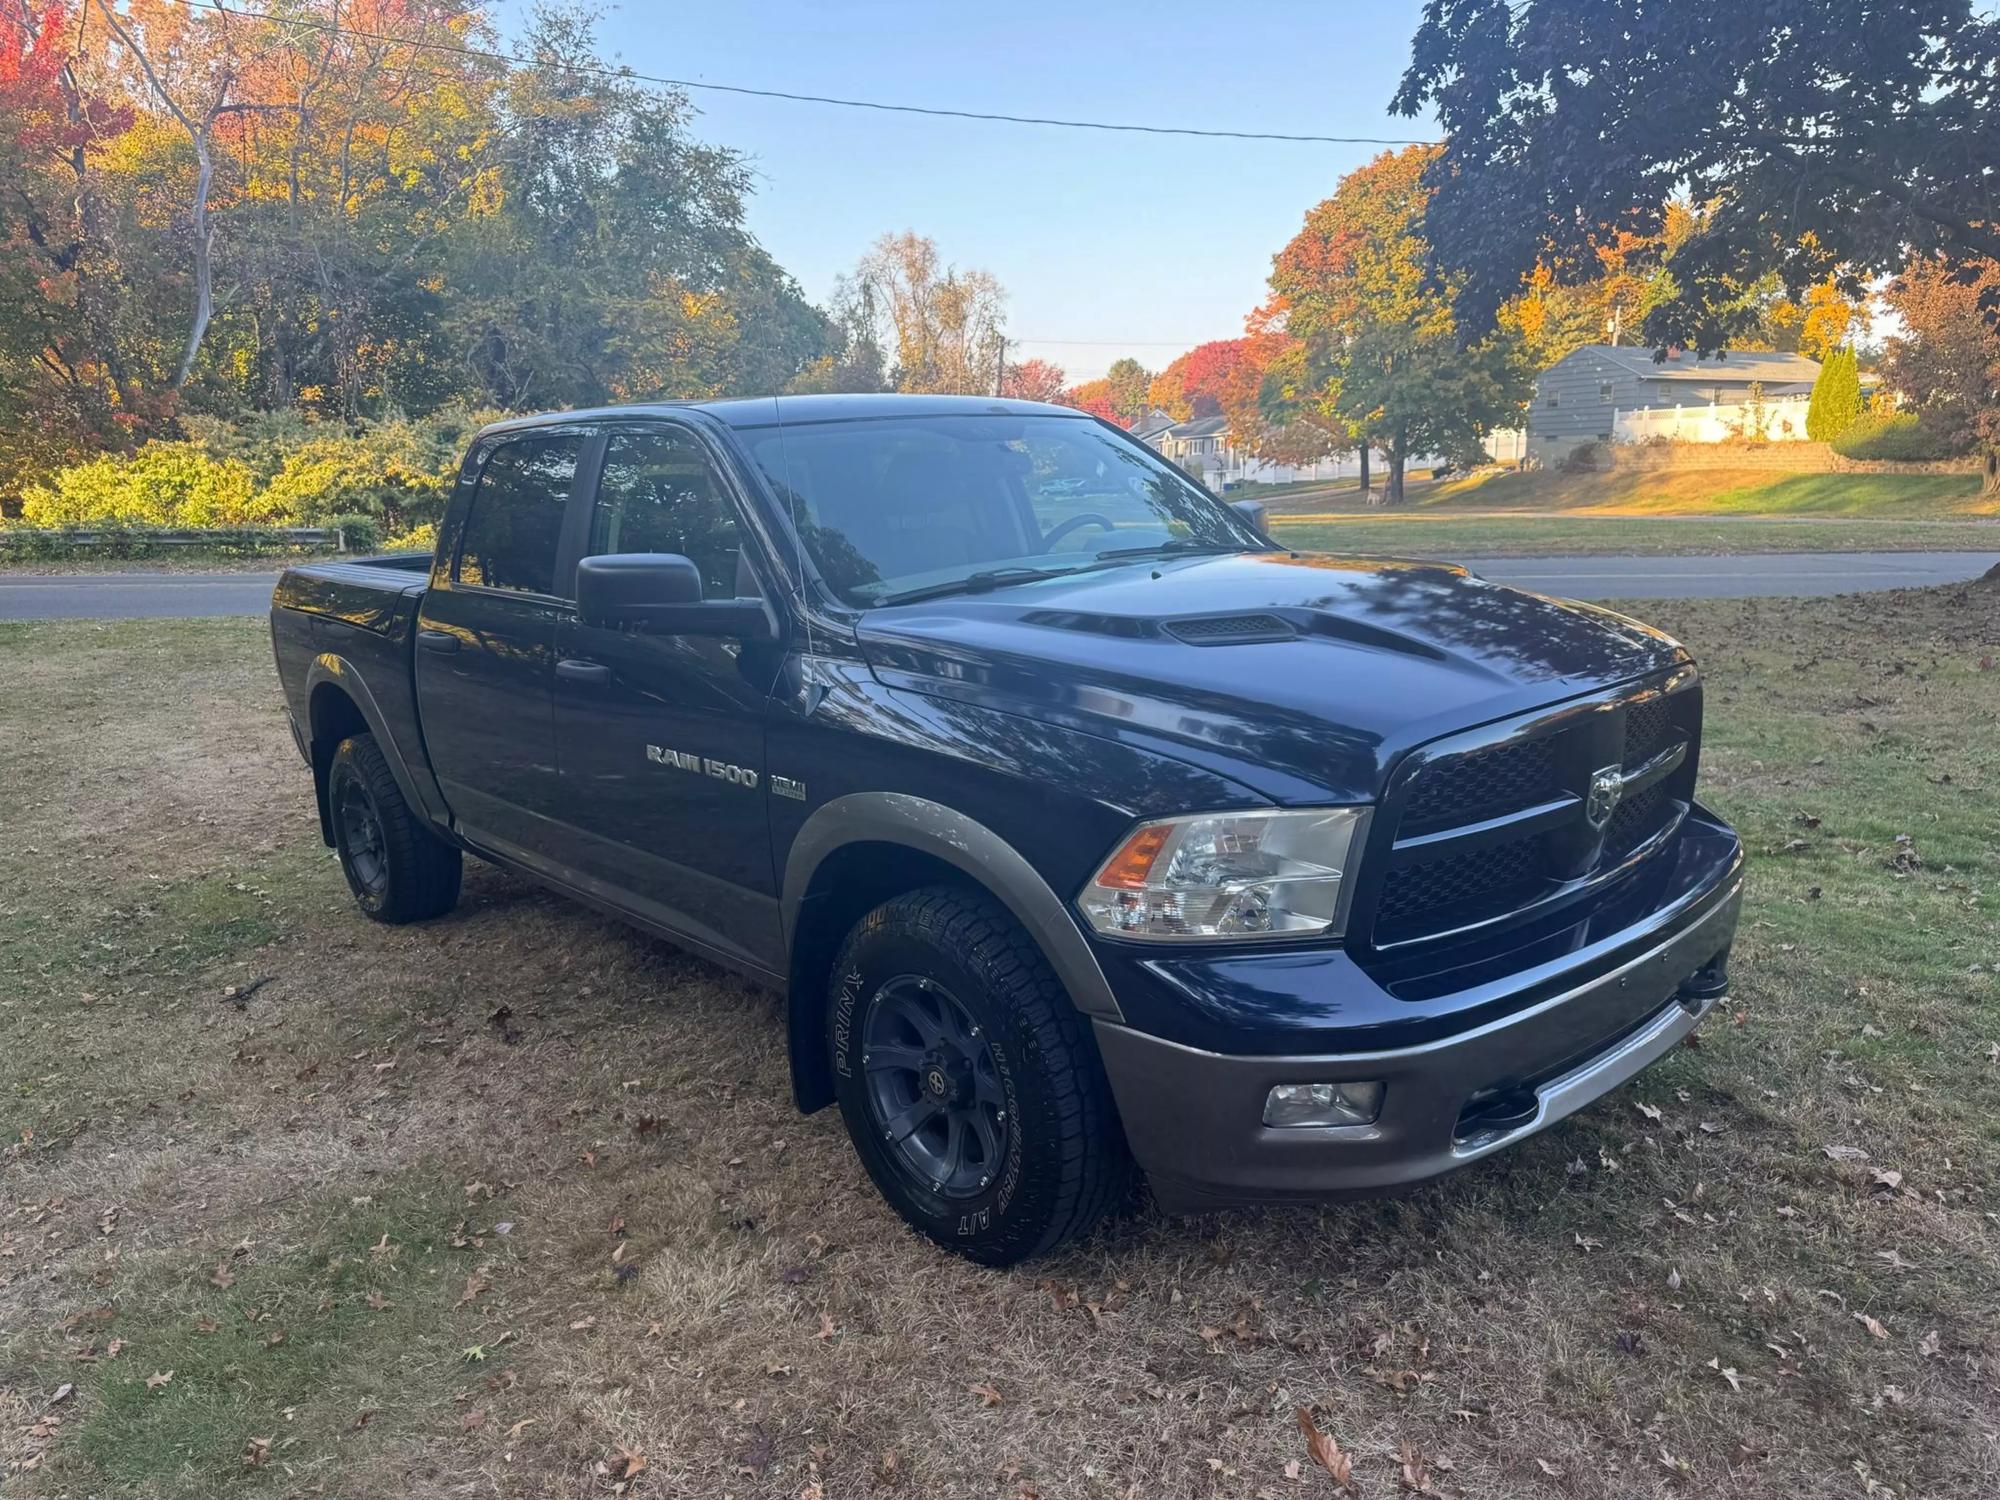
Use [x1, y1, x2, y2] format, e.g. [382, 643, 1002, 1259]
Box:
[269, 395, 1743, 1265]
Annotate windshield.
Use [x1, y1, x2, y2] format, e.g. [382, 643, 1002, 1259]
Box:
[745, 413, 1263, 606]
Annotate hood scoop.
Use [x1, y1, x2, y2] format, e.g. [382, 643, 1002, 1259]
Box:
[1163, 613, 1298, 646]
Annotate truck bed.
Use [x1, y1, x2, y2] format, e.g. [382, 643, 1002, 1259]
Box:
[269, 554, 433, 797]
[274, 552, 430, 634]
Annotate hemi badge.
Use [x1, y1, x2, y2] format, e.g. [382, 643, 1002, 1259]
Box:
[772, 775, 807, 802]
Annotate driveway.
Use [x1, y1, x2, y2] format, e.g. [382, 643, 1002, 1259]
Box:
[3, 551, 1997, 620]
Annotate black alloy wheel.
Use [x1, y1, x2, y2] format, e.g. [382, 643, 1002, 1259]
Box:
[860, 974, 1011, 1200]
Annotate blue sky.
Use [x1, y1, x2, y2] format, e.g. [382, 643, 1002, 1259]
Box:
[561, 1, 1436, 383]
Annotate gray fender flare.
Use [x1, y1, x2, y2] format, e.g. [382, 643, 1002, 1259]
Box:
[781, 792, 1123, 1023]
[303, 655, 449, 832]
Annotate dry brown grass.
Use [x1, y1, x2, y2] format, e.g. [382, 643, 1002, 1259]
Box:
[3, 588, 1999, 1499]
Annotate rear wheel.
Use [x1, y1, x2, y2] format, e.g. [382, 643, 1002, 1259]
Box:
[829, 887, 1131, 1265]
[328, 733, 461, 923]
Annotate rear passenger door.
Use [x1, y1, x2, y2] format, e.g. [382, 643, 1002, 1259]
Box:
[548, 422, 785, 971]
[415, 431, 583, 857]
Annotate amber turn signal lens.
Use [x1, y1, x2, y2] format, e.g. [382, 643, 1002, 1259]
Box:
[1097, 824, 1172, 889]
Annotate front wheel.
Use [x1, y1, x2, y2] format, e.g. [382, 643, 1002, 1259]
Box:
[328, 733, 462, 924]
[828, 887, 1131, 1265]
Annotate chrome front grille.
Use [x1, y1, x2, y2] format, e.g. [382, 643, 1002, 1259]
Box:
[1369, 675, 1700, 948]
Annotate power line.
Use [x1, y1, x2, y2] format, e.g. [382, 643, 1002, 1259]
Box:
[1010, 337, 1217, 347]
[193, 3, 1434, 147]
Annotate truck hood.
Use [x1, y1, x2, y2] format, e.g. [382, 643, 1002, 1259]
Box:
[856, 551, 1687, 805]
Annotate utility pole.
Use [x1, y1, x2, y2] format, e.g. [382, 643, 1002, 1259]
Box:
[993, 335, 1007, 397]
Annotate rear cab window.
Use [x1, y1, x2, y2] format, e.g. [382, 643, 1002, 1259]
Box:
[456, 434, 582, 597]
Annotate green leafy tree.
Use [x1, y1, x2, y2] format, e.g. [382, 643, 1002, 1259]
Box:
[1102, 357, 1155, 428]
[1805, 347, 1861, 441]
[1267, 146, 1529, 504]
[1393, 0, 2000, 356]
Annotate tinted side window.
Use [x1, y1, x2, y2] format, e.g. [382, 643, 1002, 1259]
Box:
[457, 435, 580, 596]
[589, 428, 751, 599]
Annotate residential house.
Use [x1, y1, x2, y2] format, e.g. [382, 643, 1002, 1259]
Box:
[1150, 415, 1438, 489]
[1527, 344, 1829, 462]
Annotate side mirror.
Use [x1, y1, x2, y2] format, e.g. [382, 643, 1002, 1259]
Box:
[1230, 497, 1271, 537]
[576, 553, 773, 637]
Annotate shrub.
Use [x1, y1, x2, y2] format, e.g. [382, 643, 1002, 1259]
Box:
[1557, 441, 1600, 473]
[19, 443, 260, 528]
[1806, 346, 1862, 441]
[260, 422, 452, 530]
[1829, 411, 1966, 461]
[328, 514, 383, 553]
[382, 521, 439, 553]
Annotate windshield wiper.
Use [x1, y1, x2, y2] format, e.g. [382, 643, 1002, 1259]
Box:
[1091, 537, 1253, 561]
[871, 565, 1080, 607]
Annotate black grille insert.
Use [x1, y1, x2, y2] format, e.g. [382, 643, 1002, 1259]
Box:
[1401, 736, 1559, 828]
[1372, 682, 1696, 947]
[1623, 695, 1674, 768]
[1375, 836, 1545, 940]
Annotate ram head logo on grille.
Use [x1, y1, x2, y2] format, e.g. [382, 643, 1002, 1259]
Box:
[1585, 765, 1628, 831]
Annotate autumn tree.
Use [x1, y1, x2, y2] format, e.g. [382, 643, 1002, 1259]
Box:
[1216, 333, 1343, 467]
[1883, 256, 2000, 491]
[1001, 356, 1065, 403]
[1268, 146, 1529, 504]
[1395, 0, 2000, 355]
[0, 0, 146, 495]
[1055, 377, 1122, 425]
[844, 231, 1006, 394]
[1147, 340, 1247, 422]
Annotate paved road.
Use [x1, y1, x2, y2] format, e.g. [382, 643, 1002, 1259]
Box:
[3, 551, 1997, 621]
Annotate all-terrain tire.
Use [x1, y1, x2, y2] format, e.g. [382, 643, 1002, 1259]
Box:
[828, 886, 1132, 1265]
[328, 732, 462, 924]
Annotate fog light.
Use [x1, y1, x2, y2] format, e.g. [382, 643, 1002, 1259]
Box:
[1263, 1081, 1384, 1128]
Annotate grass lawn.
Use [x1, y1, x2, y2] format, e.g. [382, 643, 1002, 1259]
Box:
[1258, 467, 1999, 558]
[1385, 467, 1992, 519]
[1270, 514, 2000, 559]
[4, 589, 2000, 1498]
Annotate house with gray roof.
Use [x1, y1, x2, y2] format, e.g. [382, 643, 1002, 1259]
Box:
[1528, 344, 1829, 463]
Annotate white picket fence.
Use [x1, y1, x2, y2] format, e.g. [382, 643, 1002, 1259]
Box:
[1613, 397, 1813, 444]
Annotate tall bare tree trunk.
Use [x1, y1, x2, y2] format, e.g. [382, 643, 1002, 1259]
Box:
[94, 0, 227, 390]
[1357, 444, 1371, 498]
[1984, 450, 1998, 497]
[176, 136, 217, 388]
[1384, 442, 1407, 506]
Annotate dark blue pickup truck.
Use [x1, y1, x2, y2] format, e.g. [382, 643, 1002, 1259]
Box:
[270, 394, 1743, 1264]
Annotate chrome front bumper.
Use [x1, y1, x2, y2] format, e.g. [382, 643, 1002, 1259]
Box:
[1094, 877, 1743, 1212]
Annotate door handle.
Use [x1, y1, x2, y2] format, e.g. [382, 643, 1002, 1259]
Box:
[416, 629, 459, 655]
[556, 658, 611, 686]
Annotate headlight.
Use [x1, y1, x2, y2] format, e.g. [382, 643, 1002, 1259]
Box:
[1078, 808, 1368, 941]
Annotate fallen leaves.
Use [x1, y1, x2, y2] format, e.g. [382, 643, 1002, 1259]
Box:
[1296, 1406, 1355, 1491]
[241, 1436, 270, 1468]
[1854, 1311, 1890, 1341]
[144, 1370, 173, 1393]
[969, 1382, 1004, 1407]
